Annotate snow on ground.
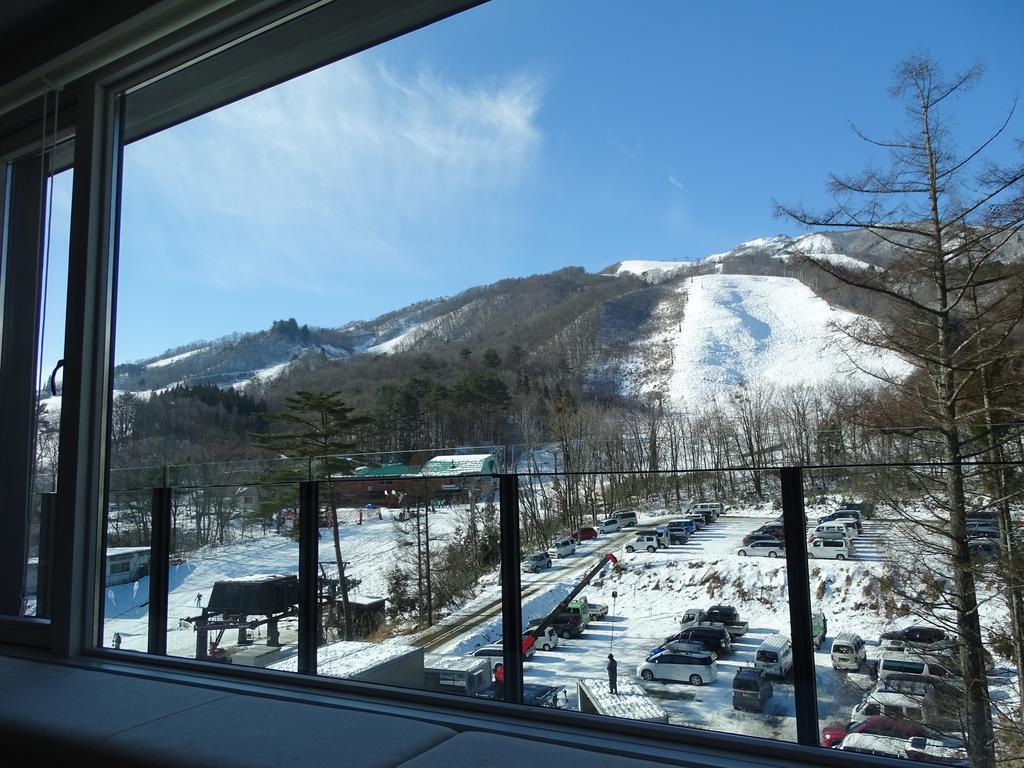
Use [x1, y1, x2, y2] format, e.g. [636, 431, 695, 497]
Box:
[145, 347, 208, 368]
[787, 234, 871, 270]
[237, 360, 292, 389]
[623, 274, 911, 408]
[100, 494, 1016, 746]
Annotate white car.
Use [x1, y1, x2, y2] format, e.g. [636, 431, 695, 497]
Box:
[598, 518, 622, 534]
[551, 538, 576, 558]
[736, 540, 785, 558]
[637, 650, 717, 686]
[626, 534, 659, 553]
[808, 537, 851, 560]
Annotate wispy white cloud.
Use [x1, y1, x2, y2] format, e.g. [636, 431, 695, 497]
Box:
[121, 58, 544, 293]
[668, 174, 686, 191]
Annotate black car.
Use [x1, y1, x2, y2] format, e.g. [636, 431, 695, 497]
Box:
[880, 625, 947, 647]
[529, 614, 582, 639]
[733, 667, 773, 712]
[664, 626, 732, 658]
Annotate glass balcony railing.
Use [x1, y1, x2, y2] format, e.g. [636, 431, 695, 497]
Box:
[96, 455, 1020, 765]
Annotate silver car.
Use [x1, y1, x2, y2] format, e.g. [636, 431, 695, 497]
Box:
[736, 540, 785, 558]
[637, 650, 717, 686]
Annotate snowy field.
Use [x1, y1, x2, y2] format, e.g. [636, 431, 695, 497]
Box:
[100, 498, 1017, 746]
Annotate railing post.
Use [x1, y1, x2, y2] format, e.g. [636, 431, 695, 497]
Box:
[36, 493, 56, 618]
[298, 480, 319, 676]
[148, 486, 172, 655]
[498, 473, 523, 704]
[781, 466, 819, 746]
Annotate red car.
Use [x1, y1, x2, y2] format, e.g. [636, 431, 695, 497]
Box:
[821, 715, 926, 748]
[573, 527, 598, 541]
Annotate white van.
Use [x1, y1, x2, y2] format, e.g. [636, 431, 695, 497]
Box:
[877, 651, 956, 682]
[850, 679, 937, 725]
[808, 538, 851, 560]
[551, 538, 576, 558]
[691, 502, 723, 519]
[613, 510, 638, 527]
[810, 522, 855, 540]
[831, 632, 867, 671]
[754, 634, 793, 678]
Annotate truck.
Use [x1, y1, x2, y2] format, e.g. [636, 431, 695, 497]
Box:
[680, 605, 748, 638]
[574, 595, 609, 621]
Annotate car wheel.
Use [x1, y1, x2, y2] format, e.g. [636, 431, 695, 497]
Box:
[646, 546, 656, 553]
[559, 629, 571, 639]
[768, 551, 777, 558]
[689, 674, 703, 685]
[542, 643, 552, 651]
[710, 651, 718, 661]
[738, 550, 746, 556]
[836, 554, 846, 561]
[640, 669, 654, 681]
[626, 546, 635, 553]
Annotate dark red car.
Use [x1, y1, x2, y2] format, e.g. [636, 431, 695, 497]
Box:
[742, 532, 782, 546]
[821, 715, 926, 748]
[572, 527, 598, 542]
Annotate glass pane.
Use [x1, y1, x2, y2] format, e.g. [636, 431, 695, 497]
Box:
[803, 464, 1013, 764]
[101, 485, 152, 651]
[519, 468, 797, 741]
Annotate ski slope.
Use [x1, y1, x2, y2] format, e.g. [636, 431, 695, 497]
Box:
[628, 273, 910, 407]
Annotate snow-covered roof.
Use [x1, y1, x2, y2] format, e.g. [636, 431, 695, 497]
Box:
[268, 641, 420, 678]
[424, 653, 490, 673]
[421, 454, 496, 476]
[107, 547, 150, 556]
[577, 678, 668, 723]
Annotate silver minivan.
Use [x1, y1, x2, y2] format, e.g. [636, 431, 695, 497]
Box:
[808, 537, 851, 560]
[831, 632, 867, 671]
[637, 650, 717, 686]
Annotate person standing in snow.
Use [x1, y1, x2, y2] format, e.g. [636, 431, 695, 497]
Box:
[113, 632, 122, 649]
[493, 662, 504, 701]
[195, 593, 203, 608]
[607, 654, 618, 694]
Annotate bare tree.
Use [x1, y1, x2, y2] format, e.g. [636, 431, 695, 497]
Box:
[778, 55, 1024, 766]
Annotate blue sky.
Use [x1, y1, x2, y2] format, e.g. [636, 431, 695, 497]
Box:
[42, 0, 1024, 371]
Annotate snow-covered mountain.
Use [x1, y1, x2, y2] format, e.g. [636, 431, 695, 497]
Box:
[111, 228, 937, 399]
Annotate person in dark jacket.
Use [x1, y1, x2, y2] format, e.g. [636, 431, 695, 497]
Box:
[607, 654, 618, 694]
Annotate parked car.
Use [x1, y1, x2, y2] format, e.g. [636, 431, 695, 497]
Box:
[612, 510, 638, 527]
[754, 634, 793, 678]
[670, 519, 698, 535]
[821, 714, 927, 748]
[561, 600, 592, 627]
[808, 522, 856, 541]
[967, 522, 999, 539]
[663, 625, 732, 659]
[692, 501, 724, 519]
[528, 614, 582, 640]
[470, 640, 533, 668]
[736, 540, 785, 558]
[850, 679, 940, 727]
[572, 526, 598, 542]
[526, 625, 559, 652]
[679, 605, 748, 637]
[648, 639, 705, 657]
[551, 538, 576, 558]
[474, 682, 568, 709]
[831, 632, 867, 671]
[637, 650, 717, 686]
[808, 537, 851, 560]
[876, 651, 956, 682]
[598, 518, 622, 534]
[753, 521, 786, 540]
[819, 509, 862, 525]
[880, 625, 948, 647]
[742, 532, 782, 546]
[836, 732, 908, 759]
[635, 527, 667, 548]
[968, 537, 999, 561]
[576, 595, 609, 620]
[732, 667, 773, 713]
[667, 527, 690, 545]
[683, 513, 707, 529]
[626, 533, 660, 553]
[521, 551, 552, 573]
[811, 608, 827, 650]
[904, 736, 970, 766]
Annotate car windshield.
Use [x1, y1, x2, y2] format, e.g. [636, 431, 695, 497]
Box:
[734, 677, 759, 691]
[834, 644, 853, 654]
